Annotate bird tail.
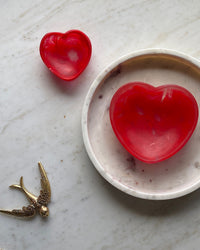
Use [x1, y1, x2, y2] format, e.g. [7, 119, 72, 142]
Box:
[10, 176, 25, 190]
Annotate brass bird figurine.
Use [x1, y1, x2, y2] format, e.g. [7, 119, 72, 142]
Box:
[0, 162, 51, 218]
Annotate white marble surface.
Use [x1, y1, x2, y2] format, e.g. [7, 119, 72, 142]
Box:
[1, 0, 200, 249]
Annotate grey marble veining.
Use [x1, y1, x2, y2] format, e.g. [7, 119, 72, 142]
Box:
[1, 0, 200, 249]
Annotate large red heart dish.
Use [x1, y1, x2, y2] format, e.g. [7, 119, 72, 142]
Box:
[110, 82, 199, 163]
[40, 30, 92, 81]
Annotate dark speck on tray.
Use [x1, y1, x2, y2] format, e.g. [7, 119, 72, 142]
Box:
[110, 65, 121, 77]
[126, 157, 136, 166]
[195, 162, 200, 169]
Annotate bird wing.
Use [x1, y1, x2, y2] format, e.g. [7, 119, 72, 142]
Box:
[37, 162, 51, 205]
[0, 205, 36, 218]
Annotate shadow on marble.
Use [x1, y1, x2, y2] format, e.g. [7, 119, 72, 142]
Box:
[40, 64, 90, 95]
[101, 176, 200, 217]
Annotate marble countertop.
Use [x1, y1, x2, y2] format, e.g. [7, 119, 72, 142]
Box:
[1, 0, 200, 249]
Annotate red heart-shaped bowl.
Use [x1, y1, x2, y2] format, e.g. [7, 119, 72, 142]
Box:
[110, 82, 199, 163]
[40, 30, 92, 81]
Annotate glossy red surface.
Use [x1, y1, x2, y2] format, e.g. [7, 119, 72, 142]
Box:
[40, 30, 92, 81]
[110, 82, 199, 163]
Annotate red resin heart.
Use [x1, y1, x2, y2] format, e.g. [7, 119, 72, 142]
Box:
[110, 82, 199, 163]
[40, 30, 92, 81]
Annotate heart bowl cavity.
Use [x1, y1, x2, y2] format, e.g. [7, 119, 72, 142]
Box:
[82, 49, 200, 200]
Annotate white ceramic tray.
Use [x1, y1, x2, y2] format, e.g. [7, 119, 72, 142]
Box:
[82, 49, 200, 200]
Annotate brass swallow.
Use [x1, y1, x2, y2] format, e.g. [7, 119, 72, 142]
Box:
[0, 162, 51, 218]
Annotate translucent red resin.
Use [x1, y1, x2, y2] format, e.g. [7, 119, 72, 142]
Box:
[110, 82, 199, 163]
[40, 30, 92, 81]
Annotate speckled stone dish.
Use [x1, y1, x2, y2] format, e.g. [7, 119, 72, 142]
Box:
[82, 49, 200, 200]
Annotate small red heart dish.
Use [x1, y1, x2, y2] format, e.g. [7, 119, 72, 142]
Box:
[40, 30, 92, 81]
[110, 82, 199, 163]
